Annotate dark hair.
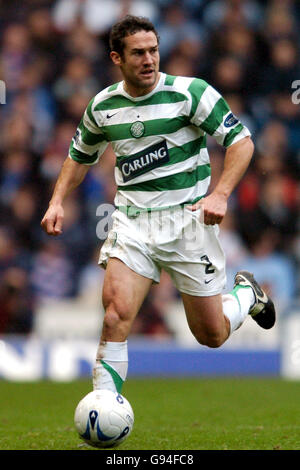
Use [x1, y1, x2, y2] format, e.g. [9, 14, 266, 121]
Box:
[109, 15, 160, 57]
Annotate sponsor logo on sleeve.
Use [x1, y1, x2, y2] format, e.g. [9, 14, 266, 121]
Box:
[224, 113, 239, 128]
[72, 129, 81, 145]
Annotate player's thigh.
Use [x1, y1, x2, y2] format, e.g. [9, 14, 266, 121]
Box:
[102, 257, 153, 322]
[181, 292, 226, 343]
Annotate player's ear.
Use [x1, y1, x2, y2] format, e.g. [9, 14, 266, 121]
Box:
[110, 51, 122, 66]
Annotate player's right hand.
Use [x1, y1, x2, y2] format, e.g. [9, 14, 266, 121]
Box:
[41, 204, 64, 236]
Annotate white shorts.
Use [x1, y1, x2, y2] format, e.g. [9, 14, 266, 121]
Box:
[99, 206, 226, 296]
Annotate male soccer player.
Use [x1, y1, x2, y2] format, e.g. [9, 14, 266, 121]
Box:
[41, 15, 275, 393]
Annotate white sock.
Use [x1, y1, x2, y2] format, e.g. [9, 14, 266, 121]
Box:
[222, 285, 255, 334]
[92, 341, 128, 393]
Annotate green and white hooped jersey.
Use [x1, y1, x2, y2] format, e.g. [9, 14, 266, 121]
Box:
[69, 72, 250, 212]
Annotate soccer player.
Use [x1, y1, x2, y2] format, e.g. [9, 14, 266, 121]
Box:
[41, 15, 276, 393]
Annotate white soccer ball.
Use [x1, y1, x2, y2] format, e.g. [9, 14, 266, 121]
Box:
[74, 389, 134, 448]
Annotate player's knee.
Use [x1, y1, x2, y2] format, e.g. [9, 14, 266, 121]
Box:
[102, 301, 131, 337]
[204, 334, 225, 348]
[194, 330, 225, 349]
[103, 288, 131, 317]
[103, 309, 120, 329]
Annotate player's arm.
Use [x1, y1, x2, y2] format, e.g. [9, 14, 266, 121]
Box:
[41, 157, 89, 236]
[188, 79, 254, 224]
[41, 96, 109, 236]
[189, 136, 254, 224]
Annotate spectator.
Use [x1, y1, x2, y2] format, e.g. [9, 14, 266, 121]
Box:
[26, 7, 59, 57]
[209, 55, 247, 95]
[237, 172, 298, 251]
[53, 55, 99, 118]
[202, 0, 264, 31]
[0, 150, 32, 206]
[259, 39, 300, 95]
[30, 240, 76, 301]
[40, 120, 78, 181]
[0, 23, 33, 96]
[0, 227, 31, 277]
[157, 1, 205, 63]
[0, 267, 34, 334]
[236, 228, 296, 314]
[263, 1, 299, 43]
[0, 113, 33, 152]
[51, 0, 158, 35]
[4, 185, 41, 252]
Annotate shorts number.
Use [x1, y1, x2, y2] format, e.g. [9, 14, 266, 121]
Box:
[201, 255, 215, 274]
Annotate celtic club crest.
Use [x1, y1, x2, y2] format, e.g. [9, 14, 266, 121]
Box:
[130, 121, 145, 138]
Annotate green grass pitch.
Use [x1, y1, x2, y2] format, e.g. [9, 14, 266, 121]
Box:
[0, 377, 300, 450]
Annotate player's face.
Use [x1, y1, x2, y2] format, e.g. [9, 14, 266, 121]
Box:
[111, 30, 160, 97]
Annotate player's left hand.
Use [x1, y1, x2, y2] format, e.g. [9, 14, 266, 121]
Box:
[186, 192, 227, 225]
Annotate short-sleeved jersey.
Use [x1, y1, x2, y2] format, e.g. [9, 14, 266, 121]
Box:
[69, 72, 250, 212]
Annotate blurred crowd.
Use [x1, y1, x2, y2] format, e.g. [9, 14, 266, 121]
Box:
[0, 0, 299, 338]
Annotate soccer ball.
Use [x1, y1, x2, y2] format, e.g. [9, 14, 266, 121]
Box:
[74, 389, 134, 448]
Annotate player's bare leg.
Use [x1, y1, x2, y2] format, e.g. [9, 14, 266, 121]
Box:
[101, 258, 152, 342]
[93, 257, 152, 392]
[181, 293, 230, 348]
[182, 271, 275, 348]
